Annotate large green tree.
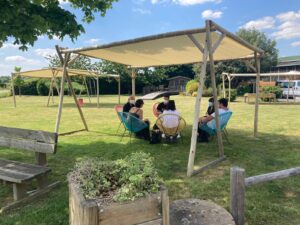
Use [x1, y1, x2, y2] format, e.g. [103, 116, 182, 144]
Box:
[0, 0, 118, 50]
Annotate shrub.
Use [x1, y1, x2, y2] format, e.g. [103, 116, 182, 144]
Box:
[202, 87, 213, 97]
[69, 152, 161, 203]
[262, 86, 282, 98]
[0, 89, 11, 98]
[19, 78, 39, 95]
[225, 88, 237, 102]
[237, 84, 252, 96]
[37, 79, 51, 96]
[186, 80, 199, 94]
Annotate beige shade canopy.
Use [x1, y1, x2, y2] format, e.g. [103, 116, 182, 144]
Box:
[13, 68, 119, 79]
[62, 24, 263, 68]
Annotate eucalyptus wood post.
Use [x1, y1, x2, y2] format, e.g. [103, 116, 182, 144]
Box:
[186, 35, 209, 177]
[53, 76, 60, 96]
[230, 167, 245, 225]
[228, 75, 232, 103]
[131, 69, 136, 97]
[118, 76, 121, 104]
[65, 71, 89, 131]
[11, 73, 16, 108]
[47, 77, 54, 107]
[222, 74, 226, 98]
[96, 76, 99, 108]
[84, 77, 91, 103]
[55, 51, 69, 133]
[254, 52, 261, 137]
[206, 20, 224, 157]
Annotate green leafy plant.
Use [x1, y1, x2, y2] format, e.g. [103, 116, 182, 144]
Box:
[262, 86, 282, 98]
[186, 79, 199, 94]
[225, 88, 237, 102]
[69, 152, 161, 202]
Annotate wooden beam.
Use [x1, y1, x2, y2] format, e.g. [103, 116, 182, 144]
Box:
[161, 186, 170, 225]
[54, 46, 69, 133]
[47, 77, 54, 107]
[65, 71, 89, 131]
[245, 167, 300, 187]
[131, 69, 136, 97]
[206, 20, 224, 157]
[187, 34, 204, 53]
[230, 167, 245, 225]
[254, 52, 261, 137]
[228, 76, 232, 103]
[84, 77, 91, 103]
[187, 34, 209, 177]
[222, 73, 226, 98]
[11, 74, 16, 107]
[118, 76, 121, 104]
[192, 156, 226, 176]
[212, 33, 225, 53]
[96, 76, 100, 108]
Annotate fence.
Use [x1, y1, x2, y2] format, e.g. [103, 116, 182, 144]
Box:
[230, 166, 300, 225]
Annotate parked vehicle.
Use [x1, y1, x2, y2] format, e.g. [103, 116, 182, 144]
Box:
[276, 80, 300, 98]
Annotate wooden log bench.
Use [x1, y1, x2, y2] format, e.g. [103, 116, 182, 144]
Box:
[0, 126, 60, 213]
[244, 93, 276, 103]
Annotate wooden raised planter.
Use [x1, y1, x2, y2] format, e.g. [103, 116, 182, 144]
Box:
[69, 177, 170, 225]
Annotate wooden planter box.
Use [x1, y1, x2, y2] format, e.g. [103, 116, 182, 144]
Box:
[68, 178, 170, 225]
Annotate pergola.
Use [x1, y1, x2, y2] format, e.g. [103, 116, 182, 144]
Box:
[12, 67, 120, 135]
[57, 20, 264, 176]
[221, 71, 300, 102]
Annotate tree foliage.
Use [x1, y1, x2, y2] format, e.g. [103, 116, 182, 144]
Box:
[0, 0, 118, 50]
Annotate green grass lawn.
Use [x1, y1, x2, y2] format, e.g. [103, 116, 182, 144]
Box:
[0, 95, 299, 225]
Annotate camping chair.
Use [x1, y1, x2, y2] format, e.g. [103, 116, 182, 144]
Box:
[152, 102, 160, 117]
[199, 111, 232, 143]
[118, 112, 149, 142]
[114, 105, 124, 133]
[155, 114, 186, 143]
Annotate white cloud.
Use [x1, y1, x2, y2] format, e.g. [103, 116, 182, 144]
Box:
[132, 8, 151, 14]
[277, 10, 300, 22]
[291, 41, 300, 47]
[151, 0, 221, 6]
[84, 38, 103, 44]
[2, 43, 21, 49]
[201, 9, 223, 19]
[5, 56, 40, 65]
[35, 48, 57, 57]
[241, 16, 275, 30]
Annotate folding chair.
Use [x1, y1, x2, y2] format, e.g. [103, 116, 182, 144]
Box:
[199, 111, 232, 143]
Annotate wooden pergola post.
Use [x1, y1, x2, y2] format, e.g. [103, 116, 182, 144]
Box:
[118, 76, 121, 104]
[11, 73, 16, 108]
[222, 73, 226, 98]
[254, 52, 261, 137]
[228, 75, 232, 103]
[96, 76, 100, 108]
[84, 77, 92, 103]
[55, 46, 89, 133]
[47, 77, 54, 107]
[131, 69, 136, 97]
[206, 20, 224, 157]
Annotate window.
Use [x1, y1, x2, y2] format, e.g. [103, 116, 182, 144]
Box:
[298, 81, 300, 87]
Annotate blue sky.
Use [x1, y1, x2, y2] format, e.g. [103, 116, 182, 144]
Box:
[0, 0, 300, 76]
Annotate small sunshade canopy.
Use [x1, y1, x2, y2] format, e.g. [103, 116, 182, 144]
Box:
[13, 67, 119, 79]
[62, 24, 263, 68]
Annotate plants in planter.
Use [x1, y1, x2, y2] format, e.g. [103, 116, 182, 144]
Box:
[68, 152, 169, 225]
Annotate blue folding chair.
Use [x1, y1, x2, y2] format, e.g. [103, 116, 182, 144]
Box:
[199, 111, 232, 143]
[118, 112, 149, 142]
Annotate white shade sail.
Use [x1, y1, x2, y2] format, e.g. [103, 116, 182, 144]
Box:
[62, 22, 263, 68]
[13, 68, 119, 79]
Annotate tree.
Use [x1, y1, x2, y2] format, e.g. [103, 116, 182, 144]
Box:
[13, 66, 24, 95]
[0, 0, 118, 50]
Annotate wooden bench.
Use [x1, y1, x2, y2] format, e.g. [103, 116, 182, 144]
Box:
[0, 126, 59, 213]
[244, 93, 276, 103]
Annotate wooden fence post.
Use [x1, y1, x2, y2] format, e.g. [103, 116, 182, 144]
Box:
[230, 167, 245, 225]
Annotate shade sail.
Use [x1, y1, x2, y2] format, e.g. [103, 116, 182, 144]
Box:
[62, 23, 264, 68]
[13, 68, 119, 79]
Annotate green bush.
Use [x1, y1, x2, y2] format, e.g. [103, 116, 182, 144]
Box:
[19, 78, 39, 95]
[237, 84, 252, 96]
[0, 89, 11, 98]
[69, 152, 161, 202]
[225, 88, 237, 102]
[262, 86, 283, 98]
[186, 80, 199, 94]
[36, 79, 51, 96]
[202, 87, 213, 97]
